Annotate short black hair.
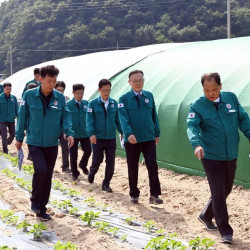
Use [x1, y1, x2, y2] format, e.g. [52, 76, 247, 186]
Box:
[129, 70, 144, 79]
[27, 83, 37, 90]
[201, 73, 221, 86]
[55, 81, 66, 90]
[40, 65, 59, 78]
[34, 68, 40, 75]
[98, 79, 111, 89]
[3, 82, 11, 88]
[73, 83, 85, 92]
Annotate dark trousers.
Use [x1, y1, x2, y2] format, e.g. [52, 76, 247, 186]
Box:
[59, 133, 69, 169]
[70, 137, 91, 177]
[28, 145, 58, 213]
[124, 140, 161, 198]
[89, 138, 116, 187]
[0, 122, 15, 154]
[201, 158, 237, 236]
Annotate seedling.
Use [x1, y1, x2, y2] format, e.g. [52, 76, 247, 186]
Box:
[53, 241, 78, 250]
[16, 219, 32, 232]
[84, 197, 96, 207]
[189, 237, 215, 250]
[0, 209, 19, 225]
[79, 210, 100, 226]
[67, 189, 81, 198]
[28, 222, 47, 240]
[22, 164, 34, 175]
[0, 246, 13, 250]
[143, 220, 156, 232]
[94, 221, 110, 233]
[145, 235, 187, 250]
[124, 216, 136, 225]
[108, 227, 119, 237]
[120, 234, 128, 242]
[51, 199, 59, 206]
[99, 203, 108, 211]
[69, 207, 79, 215]
[58, 200, 73, 212]
[155, 228, 166, 236]
[1, 169, 17, 179]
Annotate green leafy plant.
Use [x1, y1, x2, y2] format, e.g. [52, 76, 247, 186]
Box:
[124, 216, 136, 225]
[0, 209, 19, 225]
[1, 169, 17, 179]
[16, 219, 32, 232]
[0, 246, 13, 250]
[143, 220, 156, 232]
[52, 180, 67, 193]
[120, 234, 128, 242]
[83, 197, 97, 207]
[28, 223, 47, 240]
[155, 229, 166, 236]
[79, 211, 100, 226]
[108, 227, 119, 237]
[22, 164, 34, 175]
[189, 237, 215, 250]
[58, 200, 73, 212]
[99, 203, 108, 211]
[94, 221, 110, 233]
[51, 199, 59, 206]
[67, 189, 81, 198]
[69, 207, 79, 215]
[53, 241, 78, 250]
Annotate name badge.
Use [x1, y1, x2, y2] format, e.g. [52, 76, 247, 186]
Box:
[51, 106, 58, 109]
[229, 109, 236, 112]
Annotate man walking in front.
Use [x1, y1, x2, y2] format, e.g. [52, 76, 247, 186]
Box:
[16, 65, 74, 221]
[87, 79, 122, 192]
[187, 73, 250, 244]
[0, 83, 18, 154]
[118, 70, 162, 205]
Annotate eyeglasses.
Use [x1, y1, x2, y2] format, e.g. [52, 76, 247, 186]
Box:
[101, 89, 111, 93]
[130, 79, 144, 84]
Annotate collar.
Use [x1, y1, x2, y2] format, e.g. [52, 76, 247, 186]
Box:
[133, 90, 143, 96]
[36, 86, 56, 98]
[101, 97, 109, 103]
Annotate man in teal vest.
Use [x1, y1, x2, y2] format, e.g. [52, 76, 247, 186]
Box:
[16, 65, 74, 221]
[187, 72, 250, 244]
[87, 79, 122, 192]
[21, 68, 41, 97]
[118, 70, 162, 205]
[68, 83, 91, 181]
[0, 82, 18, 154]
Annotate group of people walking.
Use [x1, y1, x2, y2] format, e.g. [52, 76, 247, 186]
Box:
[0, 67, 249, 245]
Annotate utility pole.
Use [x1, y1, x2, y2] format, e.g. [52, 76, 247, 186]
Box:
[227, 0, 231, 38]
[10, 45, 13, 75]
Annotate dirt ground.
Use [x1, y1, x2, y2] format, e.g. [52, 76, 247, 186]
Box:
[1, 142, 250, 250]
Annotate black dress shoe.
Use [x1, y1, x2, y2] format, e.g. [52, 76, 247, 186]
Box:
[221, 235, 233, 244]
[198, 214, 218, 231]
[72, 175, 78, 181]
[102, 185, 113, 192]
[88, 174, 95, 183]
[62, 167, 71, 173]
[31, 202, 40, 214]
[80, 166, 89, 175]
[36, 212, 51, 221]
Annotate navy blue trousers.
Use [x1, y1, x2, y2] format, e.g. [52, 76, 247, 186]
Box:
[59, 133, 69, 169]
[28, 145, 58, 213]
[0, 122, 15, 154]
[89, 138, 116, 187]
[201, 158, 237, 236]
[124, 140, 161, 198]
[70, 137, 91, 178]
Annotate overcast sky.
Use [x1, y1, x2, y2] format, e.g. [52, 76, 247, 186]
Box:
[0, 0, 7, 5]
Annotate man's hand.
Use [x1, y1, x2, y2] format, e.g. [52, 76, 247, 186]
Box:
[194, 146, 204, 160]
[120, 134, 123, 141]
[90, 135, 97, 144]
[128, 134, 137, 144]
[67, 136, 74, 148]
[155, 137, 159, 145]
[15, 141, 22, 150]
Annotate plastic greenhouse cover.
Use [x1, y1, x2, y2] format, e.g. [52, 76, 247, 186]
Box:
[0, 156, 187, 249]
[2, 43, 182, 100]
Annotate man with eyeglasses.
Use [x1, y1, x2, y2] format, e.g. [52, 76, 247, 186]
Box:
[118, 70, 163, 205]
[87, 79, 123, 192]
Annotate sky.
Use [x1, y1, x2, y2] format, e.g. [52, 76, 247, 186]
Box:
[0, 0, 7, 5]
